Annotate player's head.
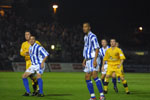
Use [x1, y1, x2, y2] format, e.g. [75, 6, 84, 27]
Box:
[25, 31, 31, 41]
[101, 39, 107, 47]
[116, 42, 119, 47]
[83, 22, 91, 34]
[29, 35, 36, 45]
[110, 39, 116, 47]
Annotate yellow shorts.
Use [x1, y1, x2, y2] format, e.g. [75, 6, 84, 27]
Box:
[26, 60, 32, 70]
[106, 65, 123, 77]
[116, 65, 124, 77]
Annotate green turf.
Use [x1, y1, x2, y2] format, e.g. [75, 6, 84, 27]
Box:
[0, 72, 150, 100]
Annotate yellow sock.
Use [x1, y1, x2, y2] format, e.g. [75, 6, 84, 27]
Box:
[104, 77, 109, 91]
[122, 80, 129, 92]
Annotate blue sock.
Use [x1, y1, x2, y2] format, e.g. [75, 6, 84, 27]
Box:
[37, 78, 43, 94]
[94, 77, 103, 93]
[22, 78, 30, 93]
[102, 79, 104, 85]
[118, 77, 120, 81]
[86, 80, 95, 98]
[112, 78, 117, 88]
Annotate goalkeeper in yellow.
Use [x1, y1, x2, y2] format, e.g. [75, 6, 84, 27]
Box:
[102, 39, 130, 94]
[20, 31, 41, 96]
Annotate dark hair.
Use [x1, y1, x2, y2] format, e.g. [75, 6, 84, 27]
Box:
[110, 38, 116, 42]
[101, 39, 107, 42]
[83, 22, 91, 27]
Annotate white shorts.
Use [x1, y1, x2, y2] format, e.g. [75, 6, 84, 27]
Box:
[102, 64, 108, 75]
[84, 57, 101, 73]
[26, 64, 45, 74]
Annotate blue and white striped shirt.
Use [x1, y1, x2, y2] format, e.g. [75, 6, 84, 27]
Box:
[29, 43, 49, 65]
[99, 45, 110, 59]
[83, 31, 100, 59]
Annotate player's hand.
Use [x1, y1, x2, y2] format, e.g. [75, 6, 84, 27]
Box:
[82, 60, 86, 67]
[93, 59, 97, 68]
[25, 52, 29, 56]
[41, 62, 44, 69]
[117, 64, 121, 68]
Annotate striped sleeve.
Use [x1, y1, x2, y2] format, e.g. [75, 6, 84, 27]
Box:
[91, 35, 100, 49]
[39, 47, 49, 58]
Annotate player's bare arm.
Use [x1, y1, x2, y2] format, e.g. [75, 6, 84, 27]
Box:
[93, 48, 99, 67]
[82, 59, 86, 67]
[118, 59, 124, 68]
[101, 60, 106, 72]
[41, 56, 48, 68]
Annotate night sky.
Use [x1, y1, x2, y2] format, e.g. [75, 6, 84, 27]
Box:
[15, 0, 150, 33]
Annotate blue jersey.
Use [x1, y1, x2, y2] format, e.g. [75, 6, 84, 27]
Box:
[83, 31, 100, 59]
[29, 43, 49, 65]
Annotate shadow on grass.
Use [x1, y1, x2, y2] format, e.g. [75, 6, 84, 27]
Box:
[46, 94, 73, 96]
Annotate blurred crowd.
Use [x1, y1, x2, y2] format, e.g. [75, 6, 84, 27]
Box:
[0, 10, 84, 68]
[0, 10, 149, 70]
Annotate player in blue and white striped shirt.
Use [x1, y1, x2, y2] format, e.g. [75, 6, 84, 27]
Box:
[22, 36, 49, 97]
[99, 39, 110, 85]
[82, 22, 105, 100]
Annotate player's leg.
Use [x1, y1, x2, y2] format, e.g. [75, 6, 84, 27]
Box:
[36, 73, 44, 97]
[92, 58, 105, 100]
[101, 64, 107, 85]
[101, 74, 105, 85]
[36, 64, 45, 97]
[92, 71, 104, 99]
[103, 67, 112, 94]
[117, 76, 121, 83]
[26, 60, 39, 94]
[112, 72, 118, 93]
[22, 72, 32, 96]
[85, 72, 96, 100]
[29, 74, 39, 96]
[120, 75, 130, 94]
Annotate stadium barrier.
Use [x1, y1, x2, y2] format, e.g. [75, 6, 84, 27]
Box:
[12, 62, 150, 72]
[12, 62, 83, 72]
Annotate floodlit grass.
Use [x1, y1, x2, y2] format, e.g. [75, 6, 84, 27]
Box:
[0, 72, 150, 100]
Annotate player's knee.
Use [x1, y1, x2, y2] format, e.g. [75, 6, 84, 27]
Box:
[85, 74, 91, 80]
[36, 74, 41, 79]
[106, 75, 109, 78]
[22, 74, 27, 78]
[101, 75, 104, 79]
[120, 76, 125, 81]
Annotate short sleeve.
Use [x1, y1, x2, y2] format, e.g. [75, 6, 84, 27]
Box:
[39, 47, 49, 58]
[91, 36, 100, 49]
[118, 49, 126, 60]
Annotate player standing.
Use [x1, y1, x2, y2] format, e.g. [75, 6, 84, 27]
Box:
[20, 31, 41, 96]
[99, 39, 110, 85]
[100, 39, 118, 93]
[102, 39, 130, 94]
[22, 36, 49, 97]
[82, 22, 105, 100]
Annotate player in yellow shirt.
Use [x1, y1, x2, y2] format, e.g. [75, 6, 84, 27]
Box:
[20, 31, 41, 96]
[102, 39, 130, 94]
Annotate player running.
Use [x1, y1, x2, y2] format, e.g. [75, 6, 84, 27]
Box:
[20, 31, 41, 96]
[82, 22, 105, 100]
[22, 36, 49, 97]
[102, 39, 130, 94]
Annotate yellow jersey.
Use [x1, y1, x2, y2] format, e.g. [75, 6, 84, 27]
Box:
[104, 47, 125, 66]
[20, 41, 41, 61]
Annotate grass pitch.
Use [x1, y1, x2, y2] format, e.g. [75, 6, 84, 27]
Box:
[0, 72, 150, 100]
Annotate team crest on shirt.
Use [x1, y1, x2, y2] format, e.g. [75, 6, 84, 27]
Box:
[115, 53, 119, 56]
